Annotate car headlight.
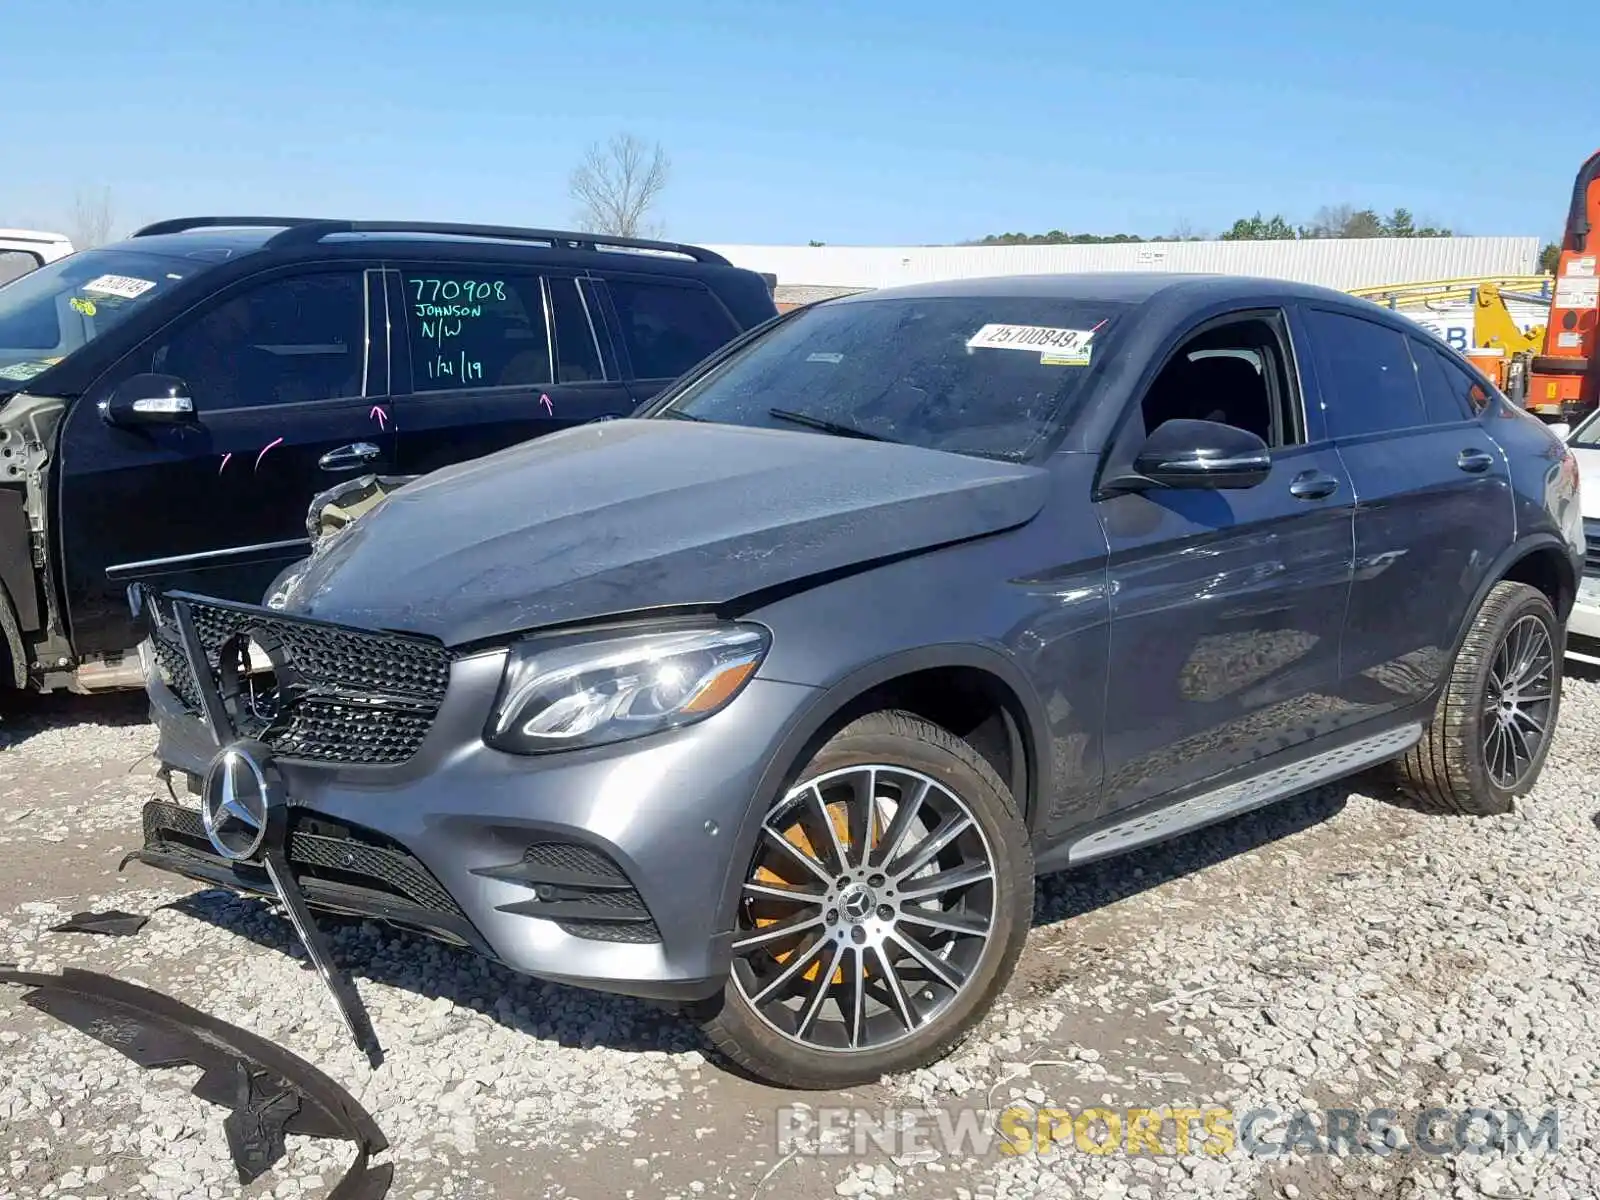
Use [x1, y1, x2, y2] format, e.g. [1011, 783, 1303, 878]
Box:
[485, 624, 770, 754]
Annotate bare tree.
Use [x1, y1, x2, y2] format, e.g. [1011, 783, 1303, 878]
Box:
[1304, 203, 1355, 238]
[568, 133, 671, 239]
[67, 187, 116, 248]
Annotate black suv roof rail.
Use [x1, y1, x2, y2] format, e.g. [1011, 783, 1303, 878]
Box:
[130, 216, 732, 265]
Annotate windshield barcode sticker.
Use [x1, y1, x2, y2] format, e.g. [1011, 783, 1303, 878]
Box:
[1041, 348, 1092, 366]
[81, 274, 157, 299]
[967, 323, 1097, 359]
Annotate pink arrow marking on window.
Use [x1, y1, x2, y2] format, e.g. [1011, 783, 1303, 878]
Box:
[370, 405, 389, 430]
[255, 437, 284, 472]
[539, 393, 554, 415]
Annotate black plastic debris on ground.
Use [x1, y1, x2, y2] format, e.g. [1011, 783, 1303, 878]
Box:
[0, 965, 391, 1199]
[47, 909, 149, 937]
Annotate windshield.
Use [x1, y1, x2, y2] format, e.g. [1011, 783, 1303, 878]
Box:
[660, 295, 1130, 461]
[0, 248, 209, 385]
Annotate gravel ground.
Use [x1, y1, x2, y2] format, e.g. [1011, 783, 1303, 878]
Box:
[0, 665, 1597, 1200]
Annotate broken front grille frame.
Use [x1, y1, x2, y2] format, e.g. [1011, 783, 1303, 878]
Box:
[140, 587, 453, 767]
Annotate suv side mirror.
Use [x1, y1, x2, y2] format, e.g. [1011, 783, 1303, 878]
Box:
[100, 374, 196, 427]
[1121, 417, 1272, 490]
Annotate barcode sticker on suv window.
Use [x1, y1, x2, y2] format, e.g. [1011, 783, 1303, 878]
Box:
[81, 274, 157, 299]
[967, 323, 1097, 359]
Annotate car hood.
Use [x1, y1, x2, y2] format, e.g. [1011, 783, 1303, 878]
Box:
[1572, 444, 1600, 519]
[282, 419, 1051, 646]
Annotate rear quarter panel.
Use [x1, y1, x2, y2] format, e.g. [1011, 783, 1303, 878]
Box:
[1484, 399, 1585, 605]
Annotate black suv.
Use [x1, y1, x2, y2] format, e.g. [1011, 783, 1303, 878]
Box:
[0, 217, 776, 693]
[136, 273, 1583, 1089]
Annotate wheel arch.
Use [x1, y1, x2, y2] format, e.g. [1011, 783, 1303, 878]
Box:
[712, 645, 1051, 939]
[1495, 539, 1577, 623]
[1448, 536, 1576, 673]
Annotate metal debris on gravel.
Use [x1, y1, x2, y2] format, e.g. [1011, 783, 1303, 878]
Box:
[1, 670, 1599, 1198]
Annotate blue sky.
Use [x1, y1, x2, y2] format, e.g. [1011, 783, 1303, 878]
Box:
[6, 0, 1592, 246]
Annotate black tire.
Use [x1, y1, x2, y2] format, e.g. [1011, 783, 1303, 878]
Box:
[1388, 581, 1563, 815]
[700, 709, 1034, 1089]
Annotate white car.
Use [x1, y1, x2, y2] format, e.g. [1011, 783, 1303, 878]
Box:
[1564, 409, 1600, 644]
[0, 229, 74, 286]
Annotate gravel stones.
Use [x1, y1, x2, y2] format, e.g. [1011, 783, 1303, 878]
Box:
[4, 670, 1600, 1197]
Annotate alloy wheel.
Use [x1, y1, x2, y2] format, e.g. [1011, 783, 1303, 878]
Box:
[729, 764, 998, 1054]
[1482, 613, 1556, 790]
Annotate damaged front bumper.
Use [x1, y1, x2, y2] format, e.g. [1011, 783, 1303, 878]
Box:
[130, 589, 815, 1037]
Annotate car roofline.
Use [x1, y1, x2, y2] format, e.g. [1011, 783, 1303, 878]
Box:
[129, 217, 732, 267]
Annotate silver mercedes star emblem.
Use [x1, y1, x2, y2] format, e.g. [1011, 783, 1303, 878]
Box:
[200, 745, 273, 861]
[839, 883, 875, 923]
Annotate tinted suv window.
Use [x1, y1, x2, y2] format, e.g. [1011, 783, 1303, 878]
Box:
[1430, 345, 1493, 417]
[1303, 308, 1425, 437]
[665, 295, 1131, 461]
[404, 272, 551, 391]
[607, 277, 737, 380]
[153, 272, 364, 409]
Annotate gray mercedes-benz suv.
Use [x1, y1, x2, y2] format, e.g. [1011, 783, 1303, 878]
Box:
[133, 273, 1585, 1089]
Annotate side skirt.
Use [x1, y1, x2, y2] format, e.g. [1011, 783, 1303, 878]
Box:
[1044, 721, 1422, 871]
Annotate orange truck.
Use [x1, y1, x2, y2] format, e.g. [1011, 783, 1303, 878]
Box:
[1524, 150, 1600, 423]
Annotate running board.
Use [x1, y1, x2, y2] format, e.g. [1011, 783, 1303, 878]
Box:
[1059, 722, 1422, 868]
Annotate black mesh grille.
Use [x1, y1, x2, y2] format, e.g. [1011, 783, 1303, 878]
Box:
[563, 888, 648, 913]
[287, 826, 463, 919]
[1585, 519, 1600, 576]
[144, 590, 451, 765]
[141, 799, 465, 921]
[153, 636, 201, 711]
[271, 701, 438, 764]
[522, 841, 627, 881]
[556, 918, 661, 943]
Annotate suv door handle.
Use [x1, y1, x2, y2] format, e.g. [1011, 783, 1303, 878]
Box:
[318, 442, 381, 471]
[1289, 469, 1340, 500]
[1457, 448, 1495, 474]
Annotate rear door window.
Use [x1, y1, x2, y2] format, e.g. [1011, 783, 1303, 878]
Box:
[605, 276, 738, 380]
[1430, 345, 1494, 417]
[1302, 308, 1426, 438]
[403, 271, 551, 391]
[1409, 337, 1480, 423]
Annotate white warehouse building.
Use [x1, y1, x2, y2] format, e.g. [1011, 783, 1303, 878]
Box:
[701, 236, 1542, 308]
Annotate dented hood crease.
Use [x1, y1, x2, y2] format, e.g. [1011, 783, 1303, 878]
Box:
[286, 419, 1050, 646]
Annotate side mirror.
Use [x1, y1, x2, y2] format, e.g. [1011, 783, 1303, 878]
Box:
[1121, 418, 1272, 490]
[100, 374, 196, 427]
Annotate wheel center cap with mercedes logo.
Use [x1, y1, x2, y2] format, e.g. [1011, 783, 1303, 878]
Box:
[839, 882, 876, 923]
[200, 741, 280, 861]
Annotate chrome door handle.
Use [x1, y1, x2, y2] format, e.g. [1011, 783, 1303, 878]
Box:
[1457, 448, 1495, 474]
[1289, 469, 1340, 500]
[318, 442, 381, 471]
